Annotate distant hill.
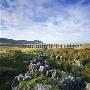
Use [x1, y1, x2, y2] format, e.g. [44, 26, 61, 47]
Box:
[0, 38, 43, 45]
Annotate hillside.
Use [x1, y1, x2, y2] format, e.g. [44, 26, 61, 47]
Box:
[0, 38, 43, 45]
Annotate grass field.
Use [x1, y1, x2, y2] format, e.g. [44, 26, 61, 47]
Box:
[0, 44, 90, 90]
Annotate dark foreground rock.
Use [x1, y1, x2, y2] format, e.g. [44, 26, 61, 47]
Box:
[11, 53, 87, 90]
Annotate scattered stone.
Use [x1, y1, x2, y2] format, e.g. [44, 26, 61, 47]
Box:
[35, 84, 51, 90]
[11, 52, 87, 90]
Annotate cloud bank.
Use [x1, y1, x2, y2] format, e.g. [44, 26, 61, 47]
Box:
[0, 0, 90, 43]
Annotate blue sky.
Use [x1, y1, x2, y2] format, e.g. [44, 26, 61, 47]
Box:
[0, 0, 90, 43]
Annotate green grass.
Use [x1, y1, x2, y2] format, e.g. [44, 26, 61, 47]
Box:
[0, 46, 90, 89]
[20, 76, 59, 89]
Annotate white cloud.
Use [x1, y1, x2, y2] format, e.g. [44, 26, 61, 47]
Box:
[0, 0, 90, 43]
[0, 30, 2, 37]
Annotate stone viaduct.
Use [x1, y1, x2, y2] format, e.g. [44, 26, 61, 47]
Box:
[20, 44, 82, 48]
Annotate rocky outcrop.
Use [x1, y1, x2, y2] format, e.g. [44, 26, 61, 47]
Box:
[11, 52, 87, 90]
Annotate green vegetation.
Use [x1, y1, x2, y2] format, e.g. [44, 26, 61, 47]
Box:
[0, 48, 43, 75]
[0, 46, 90, 89]
[0, 47, 43, 90]
[46, 48, 90, 80]
[20, 76, 59, 90]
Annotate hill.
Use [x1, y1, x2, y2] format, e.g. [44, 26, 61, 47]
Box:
[0, 38, 43, 45]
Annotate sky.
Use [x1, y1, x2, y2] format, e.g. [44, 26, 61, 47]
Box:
[0, 0, 90, 44]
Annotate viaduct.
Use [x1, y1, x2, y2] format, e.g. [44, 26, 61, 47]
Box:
[19, 44, 82, 48]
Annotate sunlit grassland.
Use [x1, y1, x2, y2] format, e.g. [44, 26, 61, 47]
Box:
[0, 45, 90, 89]
[45, 47, 90, 81]
[0, 46, 43, 54]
